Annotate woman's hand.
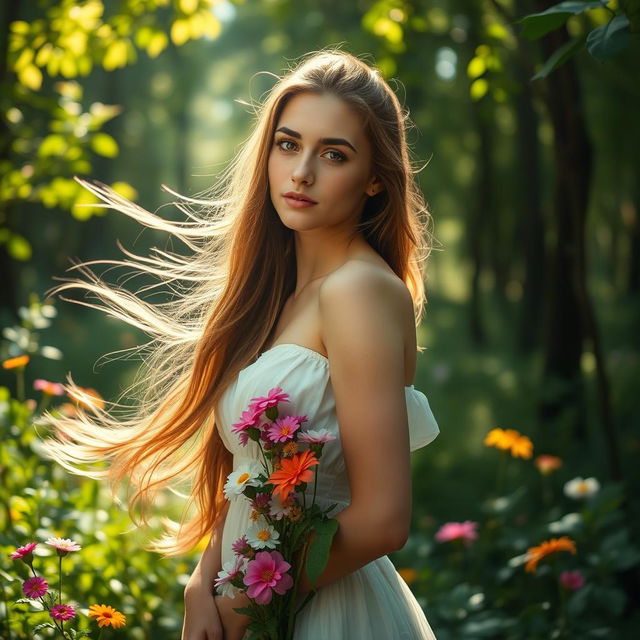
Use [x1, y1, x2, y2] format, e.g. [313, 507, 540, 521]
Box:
[214, 593, 252, 640]
[181, 580, 223, 640]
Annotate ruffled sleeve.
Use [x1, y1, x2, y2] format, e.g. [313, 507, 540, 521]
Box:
[405, 386, 440, 452]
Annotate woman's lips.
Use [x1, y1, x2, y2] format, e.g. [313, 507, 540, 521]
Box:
[283, 195, 317, 208]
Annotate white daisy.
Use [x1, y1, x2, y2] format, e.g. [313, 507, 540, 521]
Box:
[269, 492, 292, 520]
[298, 428, 336, 444]
[246, 518, 280, 549]
[223, 461, 262, 500]
[563, 477, 600, 499]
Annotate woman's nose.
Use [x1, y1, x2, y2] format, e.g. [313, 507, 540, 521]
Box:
[291, 155, 314, 184]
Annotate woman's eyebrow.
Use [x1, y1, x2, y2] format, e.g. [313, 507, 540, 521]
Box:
[275, 126, 358, 153]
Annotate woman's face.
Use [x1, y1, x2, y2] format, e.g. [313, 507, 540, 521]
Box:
[268, 91, 380, 235]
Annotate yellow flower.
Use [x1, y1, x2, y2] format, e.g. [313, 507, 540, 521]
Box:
[282, 441, 298, 457]
[2, 354, 30, 369]
[525, 536, 577, 573]
[484, 428, 533, 459]
[288, 505, 303, 522]
[88, 604, 126, 628]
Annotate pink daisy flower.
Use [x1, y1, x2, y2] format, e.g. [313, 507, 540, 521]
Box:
[50, 604, 76, 621]
[298, 428, 336, 444]
[22, 576, 48, 599]
[9, 542, 38, 561]
[231, 535, 255, 559]
[45, 537, 82, 555]
[231, 406, 264, 443]
[267, 415, 303, 443]
[434, 521, 479, 546]
[249, 388, 290, 413]
[243, 550, 293, 605]
[559, 570, 585, 590]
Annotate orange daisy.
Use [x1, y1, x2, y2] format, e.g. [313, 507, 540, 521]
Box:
[2, 354, 30, 369]
[268, 450, 319, 500]
[484, 428, 533, 459]
[525, 536, 577, 573]
[88, 603, 126, 628]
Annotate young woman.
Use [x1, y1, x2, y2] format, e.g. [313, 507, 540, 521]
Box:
[41, 49, 440, 639]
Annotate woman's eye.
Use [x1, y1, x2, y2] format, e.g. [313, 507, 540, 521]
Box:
[276, 139, 297, 152]
[325, 150, 345, 162]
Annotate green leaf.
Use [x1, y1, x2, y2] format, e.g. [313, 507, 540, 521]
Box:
[305, 518, 339, 587]
[91, 132, 119, 158]
[532, 34, 587, 80]
[516, 1, 607, 39]
[586, 14, 631, 60]
[33, 623, 57, 632]
[8, 233, 32, 261]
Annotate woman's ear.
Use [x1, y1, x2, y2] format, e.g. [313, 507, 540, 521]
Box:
[366, 177, 384, 197]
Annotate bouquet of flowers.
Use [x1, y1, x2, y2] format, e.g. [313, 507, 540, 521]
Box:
[214, 387, 339, 640]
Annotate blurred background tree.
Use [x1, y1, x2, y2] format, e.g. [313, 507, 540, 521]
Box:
[1, 0, 639, 637]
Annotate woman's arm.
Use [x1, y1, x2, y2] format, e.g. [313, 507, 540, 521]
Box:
[297, 263, 414, 594]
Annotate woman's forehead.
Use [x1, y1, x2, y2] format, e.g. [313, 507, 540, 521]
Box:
[276, 92, 366, 144]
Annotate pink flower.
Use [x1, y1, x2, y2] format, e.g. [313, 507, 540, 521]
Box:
[214, 556, 246, 598]
[435, 521, 479, 546]
[45, 537, 81, 555]
[22, 576, 48, 599]
[9, 542, 37, 562]
[298, 428, 336, 444]
[50, 604, 76, 621]
[231, 405, 264, 441]
[249, 388, 290, 413]
[251, 493, 271, 512]
[243, 550, 293, 605]
[559, 570, 585, 590]
[231, 535, 254, 559]
[267, 415, 303, 442]
[33, 379, 65, 396]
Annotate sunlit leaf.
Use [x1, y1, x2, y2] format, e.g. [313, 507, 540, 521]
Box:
[171, 18, 191, 46]
[18, 64, 42, 90]
[470, 78, 489, 101]
[10, 20, 30, 34]
[486, 22, 509, 40]
[60, 54, 78, 78]
[38, 134, 67, 157]
[8, 234, 32, 261]
[179, 0, 199, 15]
[14, 47, 34, 71]
[147, 32, 169, 57]
[110, 181, 138, 201]
[91, 132, 119, 158]
[71, 189, 102, 220]
[103, 40, 128, 71]
[467, 57, 486, 79]
[35, 42, 54, 66]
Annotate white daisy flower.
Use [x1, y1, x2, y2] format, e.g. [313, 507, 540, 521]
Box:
[563, 477, 600, 499]
[298, 428, 336, 444]
[269, 492, 292, 520]
[223, 461, 262, 500]
[246, 518, 280, 549]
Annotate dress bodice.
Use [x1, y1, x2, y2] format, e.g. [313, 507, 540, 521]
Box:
[217, 343, 439, 506]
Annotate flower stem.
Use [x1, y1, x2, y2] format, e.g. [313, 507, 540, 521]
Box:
[58, 555, 62, 605]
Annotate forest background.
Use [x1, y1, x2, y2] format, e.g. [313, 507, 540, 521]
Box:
[1, 0, 639, 638]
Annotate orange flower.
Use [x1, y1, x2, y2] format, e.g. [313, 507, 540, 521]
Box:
[534, 454, 562, 474]
[525, 536, 577, 573]
[88, 603, 126, 628]
[397, 568, 418, 585]
[484, 428, 533, 459]
[268, 450, 319, 500]
[282, 441, 298, 457]
[2, 355, 30, 369]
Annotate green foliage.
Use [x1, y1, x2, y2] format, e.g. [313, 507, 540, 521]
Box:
[0, 300, 202, 639]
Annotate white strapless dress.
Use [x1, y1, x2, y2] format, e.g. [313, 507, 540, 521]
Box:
[216, 343, 440, 639]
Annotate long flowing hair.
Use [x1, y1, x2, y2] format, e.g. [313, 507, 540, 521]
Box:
[40, 48, 435, 557]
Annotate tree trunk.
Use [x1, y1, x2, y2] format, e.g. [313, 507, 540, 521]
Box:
[535, 1, 621, 480]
